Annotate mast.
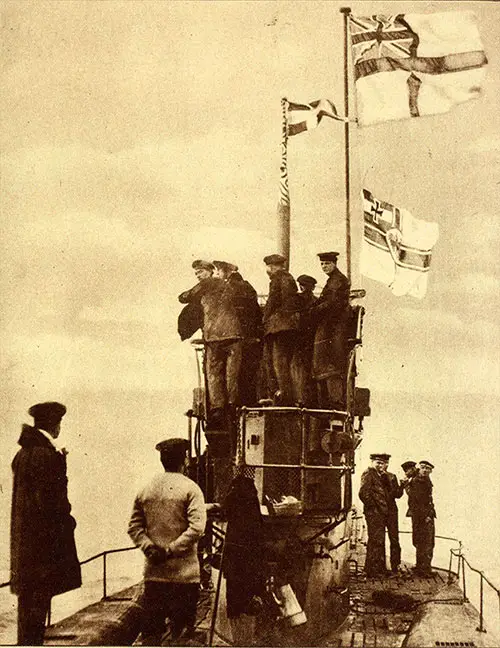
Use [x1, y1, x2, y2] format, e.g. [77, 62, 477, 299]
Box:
[340, 7, 352, 283]
[278, 97, 291, 267]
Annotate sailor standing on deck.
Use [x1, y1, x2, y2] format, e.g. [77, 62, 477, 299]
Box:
[262, 254, 300, 405]
[179, 260, 243, 427]
[380, 456, 404, 574]
[407, 460, 437, 577]
[128, 438, 207, 645]
[358, 453, 393, 577]
[309, 252, 350, 409]
[10, 402, 81, 646]
[400, 461, 417, 502]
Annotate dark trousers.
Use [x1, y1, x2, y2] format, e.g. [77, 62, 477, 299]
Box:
[412, 516, 435, 573]
[387, 509, 401, 571]
[264, 331, 296, 404]
[141, 581, 199, 644]
[205, 339, 243, 410]
[364, 511, 387, 575]
[290, 338, 315, 406]
[17, 591, 51, 646]
[239, 340, 262, 406]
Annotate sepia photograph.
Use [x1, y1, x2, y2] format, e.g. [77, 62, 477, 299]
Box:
[0, 1, 499, 646]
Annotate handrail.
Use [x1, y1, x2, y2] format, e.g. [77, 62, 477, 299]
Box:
[398, 529, 499, 635]
[449, 547, 500, 634]
[0, 545, 139, 600]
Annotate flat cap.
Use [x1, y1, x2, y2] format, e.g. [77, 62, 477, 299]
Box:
[297, 274, 317, 287]
[213, 260, 238, 272]
[401, 461, 417, 471]
[318, 251, 339, 262]
[155, 437, 190, 453]
[370, 453, 391, 461]
[419, 460, 435, 469]
[263, 254, 286, 265]
[28, 401, 67, 422]
[192, 259, 215, 271]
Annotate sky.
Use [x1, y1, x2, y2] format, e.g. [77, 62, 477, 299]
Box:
[0, 0, 499, 584]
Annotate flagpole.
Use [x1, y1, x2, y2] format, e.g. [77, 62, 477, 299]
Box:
[278, 97, 291, 268]
[340, 7, 351, 283]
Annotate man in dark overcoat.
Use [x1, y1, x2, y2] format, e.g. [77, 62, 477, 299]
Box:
[407, 460, 437, 577]
[358, 453, 392, 577]
[213, 261, 263, 406]
[309, 252, 350, 409]
[262, 254, 300, 405]
[380, 457, 404, 573]
[179, 260, 243, 426]
[10, 402, 81, 645]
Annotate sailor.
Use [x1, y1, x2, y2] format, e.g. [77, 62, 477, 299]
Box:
[380, 456, 404, 574]
[296, 275, 318, 309]
[177, 259, 214, 340]
[407, 460, 436, 577]
[128, 438, 207, 645]
[400, 461, 417, 495]
[291, 275, 318, 405]
[309, 251, 350, 409]
[358, 453, 392, 577]
[212, 260, 263, 406]
[10, 402, 81, 645]
[400, 460, 418, 536]
[179, 260, 243, 427]
[262, 254, 300, 405]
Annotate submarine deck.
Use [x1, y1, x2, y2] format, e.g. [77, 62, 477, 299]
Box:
[43, 516, 498, 647]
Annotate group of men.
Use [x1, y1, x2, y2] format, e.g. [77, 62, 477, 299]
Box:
[10, 402, 210, 645]
[359, 454, 436, 578]
[177, 250, 351, 424]
[11, 400, 440, 646]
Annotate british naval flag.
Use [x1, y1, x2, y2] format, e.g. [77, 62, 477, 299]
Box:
[348, 11, 488, 126]
[350, 14, 418, 80]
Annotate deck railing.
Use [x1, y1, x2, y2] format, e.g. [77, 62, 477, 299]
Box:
[78, 545, 139, 601]
[0, 545, 140, 628]
[3, 531, 499, 637]
[398, 530, 499, 635]
[450, 547, 500, 634]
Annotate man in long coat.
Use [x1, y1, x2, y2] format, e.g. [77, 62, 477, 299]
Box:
[407, 460, 437, 577]
[128, 438, 207, 645]
[309, 252, 350, 409]
[179, 260, 243, 427]
[10, 402, 81, 645]
[358, 453, 392, 577]
[262, 254, 300, 405]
